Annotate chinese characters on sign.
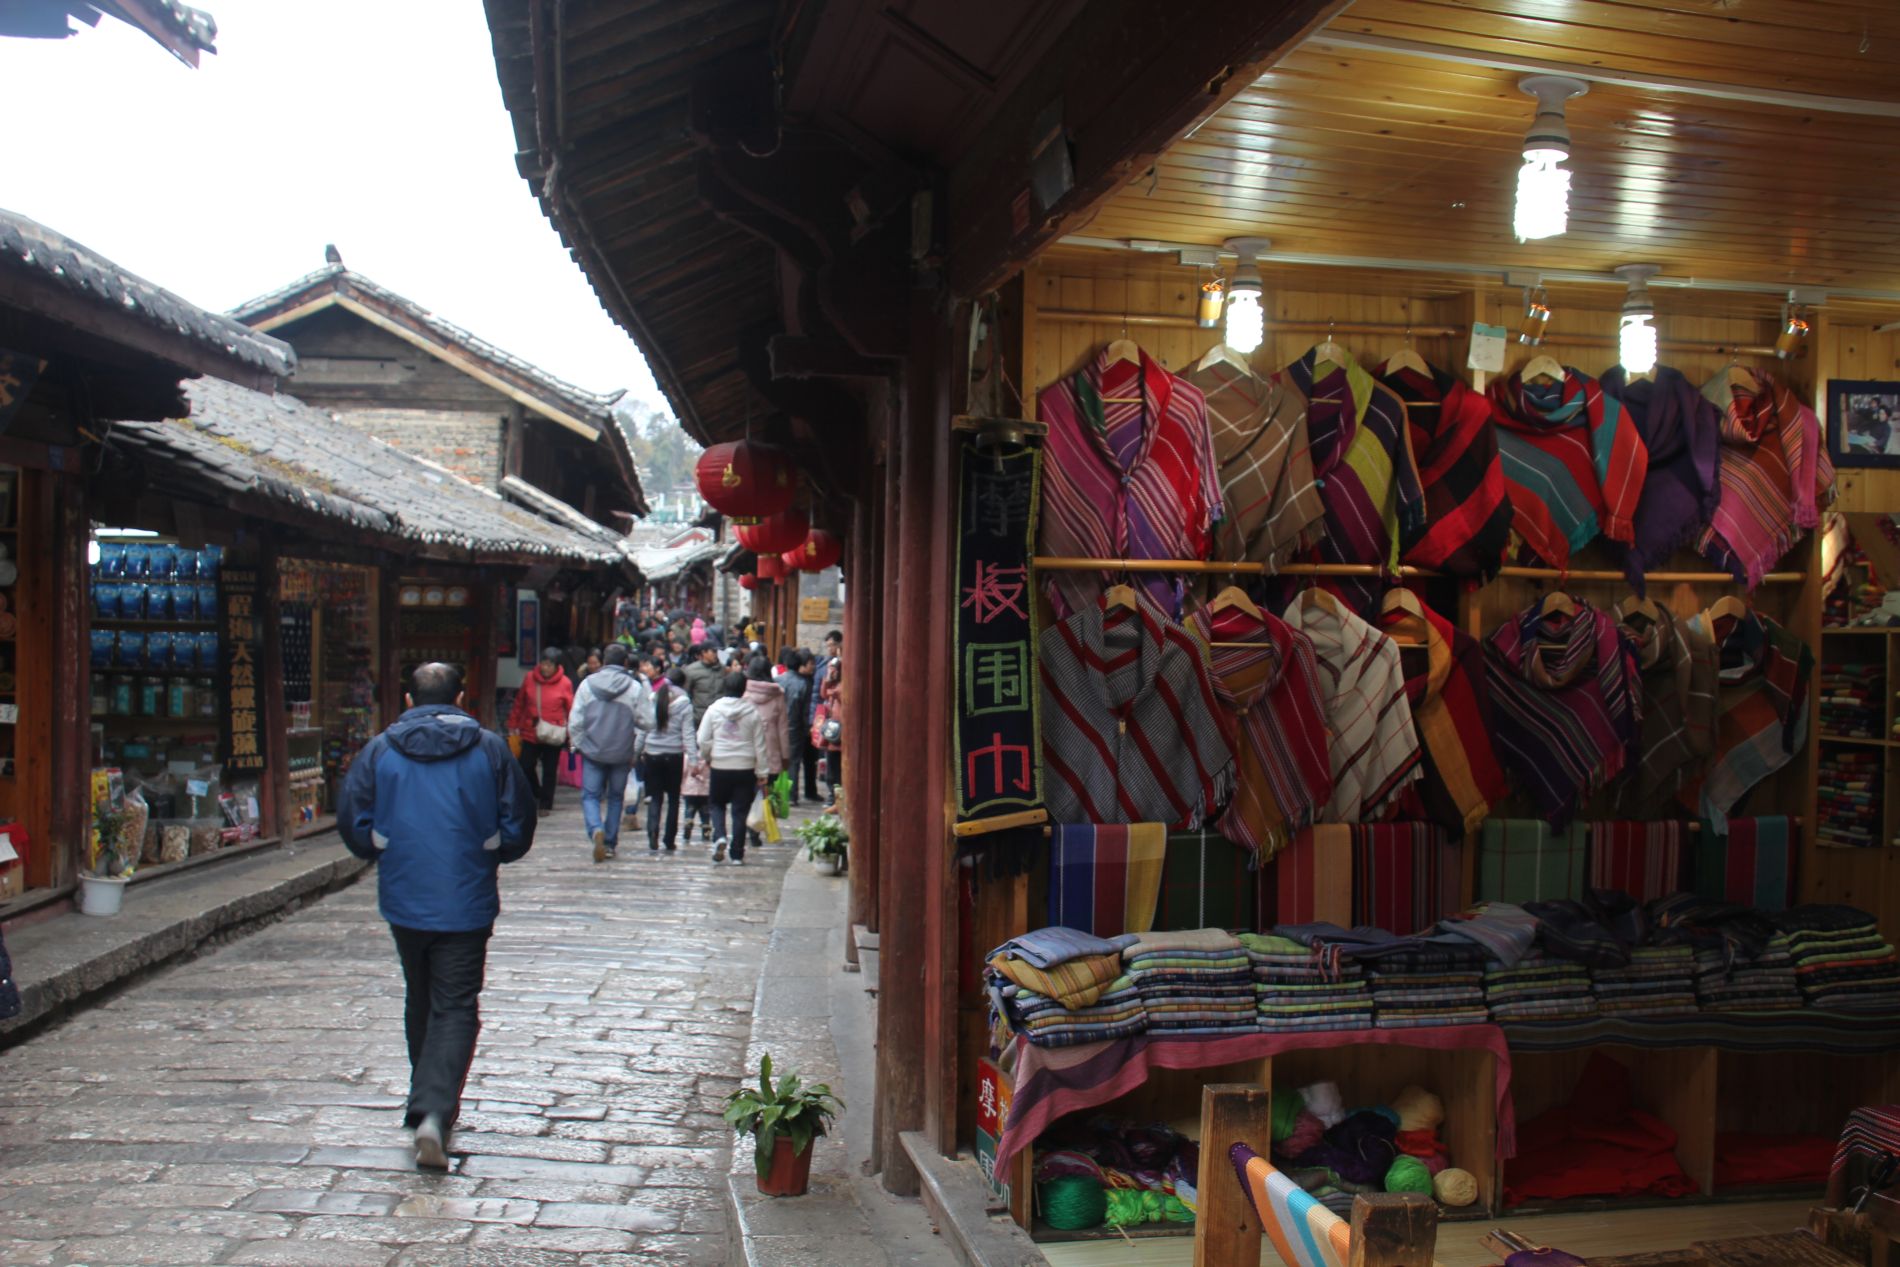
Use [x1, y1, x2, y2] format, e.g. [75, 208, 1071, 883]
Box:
[954, 440, 1042, 820]
[222, 567, 265, 772]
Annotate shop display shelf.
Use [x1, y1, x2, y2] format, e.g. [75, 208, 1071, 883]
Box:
[91, 619, 219, 629]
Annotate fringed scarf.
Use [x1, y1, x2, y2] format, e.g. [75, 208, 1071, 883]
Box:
[1039, 591, 1234, 826]
[1185, 359, 1327, 572]
[1184, 603, 1332, 861]
[1697, 369, 1835, 589]
[1678, 608, 1812, 827]
[1600, 366, 1721, 592]
[1489, 368, 1648, 571]
[1380, 359, 1513, 581]
[1485, 597, 1641, 825]
[1608, 600, 1716, 817]
[1377, 598, 1505, 834]
[1284, 589, 1422, 823]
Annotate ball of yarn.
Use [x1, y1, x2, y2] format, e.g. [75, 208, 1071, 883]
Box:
[1433, 1167, 1479, 1207]
[1299, 1080, 1346, 1128]
[1040, 1175, 1108, 1230]
[1270, 1088, 1309, 1142]
[1422, 1153, 1449, 1178]
[1278, 1110, 1325, 1161]
[1384, 1156, 1434, 1195]
[1390, 1085, 1445, 1134]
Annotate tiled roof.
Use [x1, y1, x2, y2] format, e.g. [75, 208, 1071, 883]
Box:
[637, 538, 724, 583]
[0, 209, 293, 380]
[112, 378, 630, 566]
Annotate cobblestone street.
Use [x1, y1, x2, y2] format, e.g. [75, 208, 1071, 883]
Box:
[0, 797, 804, 1266]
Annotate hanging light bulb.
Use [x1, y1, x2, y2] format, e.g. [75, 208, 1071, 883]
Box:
[1616, 264, 1661, 375]
[1222, 237, 1270, 354]
[1513, 77, 1588, 242]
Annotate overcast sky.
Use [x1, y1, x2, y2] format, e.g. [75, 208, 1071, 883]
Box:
[0, 2, 666, 410]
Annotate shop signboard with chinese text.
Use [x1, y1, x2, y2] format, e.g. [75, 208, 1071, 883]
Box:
[221, 568, 264, 772]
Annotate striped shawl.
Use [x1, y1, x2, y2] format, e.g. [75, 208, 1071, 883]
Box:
[1377, 598, 1504, 833]
[1600, 365, 1722, 591]
[1698, 369, 1835, 589]
[1489, 368, 1648, 571]
[1607, 601, 1716, 816]
[1185, 359, 1327, 571]
[1039, 592, 1234, 826]
[1485, 598, 1641, 824]
[1284, 589, 1422, 822]
[1679, 609, 1812, 826]
[1038, 347, 1222, 620]
[1184, 602, 1332, 860]
[1380, 359, 1513, 581]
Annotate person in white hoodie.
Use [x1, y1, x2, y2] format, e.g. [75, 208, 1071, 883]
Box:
[634, 656, 697, 854]
[695, 671, 769, 865]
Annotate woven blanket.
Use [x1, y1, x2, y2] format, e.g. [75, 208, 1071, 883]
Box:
[1047, 823, 1167, 938]
[1351, 822, 1462, 936]
[1589, 821, 1687, 903]
[1694, 816, 1795, 912]
[1479, 820, 1588, 905]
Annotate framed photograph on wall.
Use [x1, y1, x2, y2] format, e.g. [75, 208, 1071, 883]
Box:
[1829, 380, 1900, 468]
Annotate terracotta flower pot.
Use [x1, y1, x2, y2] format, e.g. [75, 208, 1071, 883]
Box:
[756, 1134, 816, 1197]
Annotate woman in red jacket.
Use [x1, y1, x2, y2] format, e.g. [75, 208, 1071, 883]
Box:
[507, 647, 575, 815]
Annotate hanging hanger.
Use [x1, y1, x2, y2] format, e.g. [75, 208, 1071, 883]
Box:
[1314, 319, 1347, 367]
[1195, 342, 1255, 376]
[1617, 594, 1662, 623]
[1383, 326, 1430, 378]
[1379, 587, 1429, 646]
[1538, 590, 1578, 619]
[1704, 593, 1748, 633]
[1209, 584, 1263, 620]
[1522, 353, 1565, 384]
[1102, 581, 1139, 612]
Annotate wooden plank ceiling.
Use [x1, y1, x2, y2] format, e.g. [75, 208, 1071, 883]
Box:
[1078, 0, 1900, 302]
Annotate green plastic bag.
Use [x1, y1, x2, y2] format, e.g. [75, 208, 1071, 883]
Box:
[770, 771, 792, 819]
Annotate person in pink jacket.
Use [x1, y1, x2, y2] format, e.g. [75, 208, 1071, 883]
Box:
[741, 656, 787, 851]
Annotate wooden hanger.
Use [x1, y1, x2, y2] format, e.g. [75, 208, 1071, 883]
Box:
[1209, 584, 1263, 620]
[1313, 320, 1347, 367]
[1379, 587, 1429, 645]
[1617, 595, 1662, 623]
[1522, 353, 1565, 384]
[1704, 593, 1748, 632]
[1383, 329, 1430, 378]
[1102, 582, 1139, 612]
[1538, 590, 1578, 619]
[1195, 343, 1254, 376]
[1101, 338, 1144, 403]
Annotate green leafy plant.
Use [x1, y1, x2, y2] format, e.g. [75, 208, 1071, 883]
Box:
[796, 815, 849, 861]
[91, 799, 133, 878]
[722, 1053, 844, 1178]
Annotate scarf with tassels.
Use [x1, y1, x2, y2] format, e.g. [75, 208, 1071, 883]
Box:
[1380, 359, 1513, 581]
[1678, 608, 1812, 828]
[1697, 369, 1835, 589]
[1284, 589, 1422, 823]
[1039, 591, 1234, 827]
[1489, 368, 1648, 572]
[1600, 366, 1721, 592]
[1184, 603, 1332, 861]
[1485, 598, 1642, 824]
[1185, 360, 1328, 572]
[1607, 601, 1717, 817]
[1378, 599, 1505, 834]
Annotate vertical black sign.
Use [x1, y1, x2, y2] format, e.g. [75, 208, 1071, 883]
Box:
[222, 568, 264, 772]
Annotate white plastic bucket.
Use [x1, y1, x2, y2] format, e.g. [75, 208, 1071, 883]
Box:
[78, 873, 128, 916]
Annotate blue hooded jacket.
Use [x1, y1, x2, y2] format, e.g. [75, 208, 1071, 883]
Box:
[338, 704, 535, 932]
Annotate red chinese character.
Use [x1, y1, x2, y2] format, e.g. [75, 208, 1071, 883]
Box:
[961, 562, 1027, 624]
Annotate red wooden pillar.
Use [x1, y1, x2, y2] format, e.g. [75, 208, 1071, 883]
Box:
[843, 484, 883, 955]
[50, 471, 92, 890]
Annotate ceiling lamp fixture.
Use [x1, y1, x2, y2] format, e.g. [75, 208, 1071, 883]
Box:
[1513, 76, 1588, 242]
[1222, 237, 1269, 354]
[1616, 264, 1661, 375]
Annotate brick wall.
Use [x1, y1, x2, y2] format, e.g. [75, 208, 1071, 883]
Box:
[334, 408, 505, 488]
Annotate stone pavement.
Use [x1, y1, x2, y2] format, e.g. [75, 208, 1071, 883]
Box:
[0, 792, 817, 1266]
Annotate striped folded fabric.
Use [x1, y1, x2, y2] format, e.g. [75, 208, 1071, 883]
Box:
[987, 951, 1125, 1012]
[1350, 822, 1463, 935]
[1588, 820, 1687, 902]
[1694, 816, 1795, 912]
[1777, 905, 1900, 1009]
[1047, 824, 1168, 938]
[1157, 829, 1262, 932]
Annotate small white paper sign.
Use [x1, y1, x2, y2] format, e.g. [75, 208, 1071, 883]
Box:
[0, 703, 17, 725]
[1467, 322, 1508, 374]
[187, 779, 210, 797]
[0, 835, 18, 864]
[245, 796, 260, 819]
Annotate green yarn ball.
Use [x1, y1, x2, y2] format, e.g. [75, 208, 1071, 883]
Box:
[1040, 1175, 1108, 1230]
[1384, 1155, 1434, 1195]
[1270, 1088, 1309, 1142]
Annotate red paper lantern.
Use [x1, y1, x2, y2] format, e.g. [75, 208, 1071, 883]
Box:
[756, 553, 787, 581]
[737, 573, 757, 591]
[694, 440, 796, 522]
[734, 506, 809, 556]
[786, 529, 842, 573]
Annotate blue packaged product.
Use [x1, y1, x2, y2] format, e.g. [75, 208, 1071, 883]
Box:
[199, 631, 221, 670]
[173, 547, 199, 581]
[149, 543, 177, 579]
[196, 584, 217, 622]
[145, 583, 172, 622]
[90, 629, 115, 668]
[98, 542, 125, 578]
[199, 545, 223, 579]
[93, 581, 118, 619]
[119, 582, 146, 620]
[147, 631, 174, 669]
[122, 543, 150, 579]
[116, 630, 145, 667]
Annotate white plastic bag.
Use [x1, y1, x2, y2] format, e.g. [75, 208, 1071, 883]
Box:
[746, 796, 767, 834]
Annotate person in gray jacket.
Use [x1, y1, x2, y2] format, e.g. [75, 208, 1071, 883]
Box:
[681, 643, 724, 721]
[567, 644, 652, 863]
[634, 657, 698, 853]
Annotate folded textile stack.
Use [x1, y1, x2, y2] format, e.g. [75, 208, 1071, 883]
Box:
[986, 927, 1141, 1049]
[1778, 906, 1900, 1011]
[1240, 932, 1373, 1032]
[1363, 944, 1489, 1029]
[1125, 929, 1256, 1035]
[1693, 934, 1801, 1012]
[1591, 944, 1699, 1017]
[1485, 951, 1597, 1022]
[997, 973, 1147, 1047]
[1820, 662, 1883, 739]
[1817, 749, 1880, 848]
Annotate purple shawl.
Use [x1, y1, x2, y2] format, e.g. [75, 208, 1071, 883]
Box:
[1600, 366, 1720, 593]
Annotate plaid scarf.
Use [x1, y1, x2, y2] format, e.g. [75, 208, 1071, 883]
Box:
[1489, 368, 1647, 571]
[1600, 366, 1721, 592]
[1186, 360, 1326, 571]
[1480, 819, 1590, 904]
[1485, 598, 1641, 824]
[1679, 609, 1811, 826]
[1607, 601, 1717, 815]
[1284, 589, 1421, 822]
[1698, 369, 1835, 588]
[1184, 603, 1331, 860]
[1038, 347, 1221, 620]
[1377, 598, 1503, 833]
[1380, 359, 1512, 581]
[1038, 591, 1234, 826]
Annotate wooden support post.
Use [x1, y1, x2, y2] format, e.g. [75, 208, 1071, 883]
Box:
[257, 532, 291, 847]
[470, 574, 497, 728]
[1349, 1193, 1438, 1267]
[378, 563, 402, 728]
[49, 472, 91, 891]
[844, 487, 882, 960]
[1194, 1083, 1272, 1267]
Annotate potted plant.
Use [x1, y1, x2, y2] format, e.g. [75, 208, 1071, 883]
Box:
[80, 796, 137, 916]
[722, 1053, 844, 1197]
[796, 816, 849, 875]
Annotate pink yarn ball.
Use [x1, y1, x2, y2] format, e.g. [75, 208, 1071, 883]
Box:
[1277, 1109, 1326, 1161]
[1423, 1153, 1449, 1177]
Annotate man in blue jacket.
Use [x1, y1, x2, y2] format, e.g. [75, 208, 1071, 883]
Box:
[339, 662, 535, 1169]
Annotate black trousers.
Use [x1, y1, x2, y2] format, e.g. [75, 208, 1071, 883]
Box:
[390, 923, 491, 1130]
[643, 752, 685, 849]
[789, 736, 822, 802]
[709, 767, 757, 861]
[517, 741, 560, 810]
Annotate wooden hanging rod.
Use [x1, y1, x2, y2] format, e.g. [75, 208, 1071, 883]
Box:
[1031, 556, 1804, 585]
